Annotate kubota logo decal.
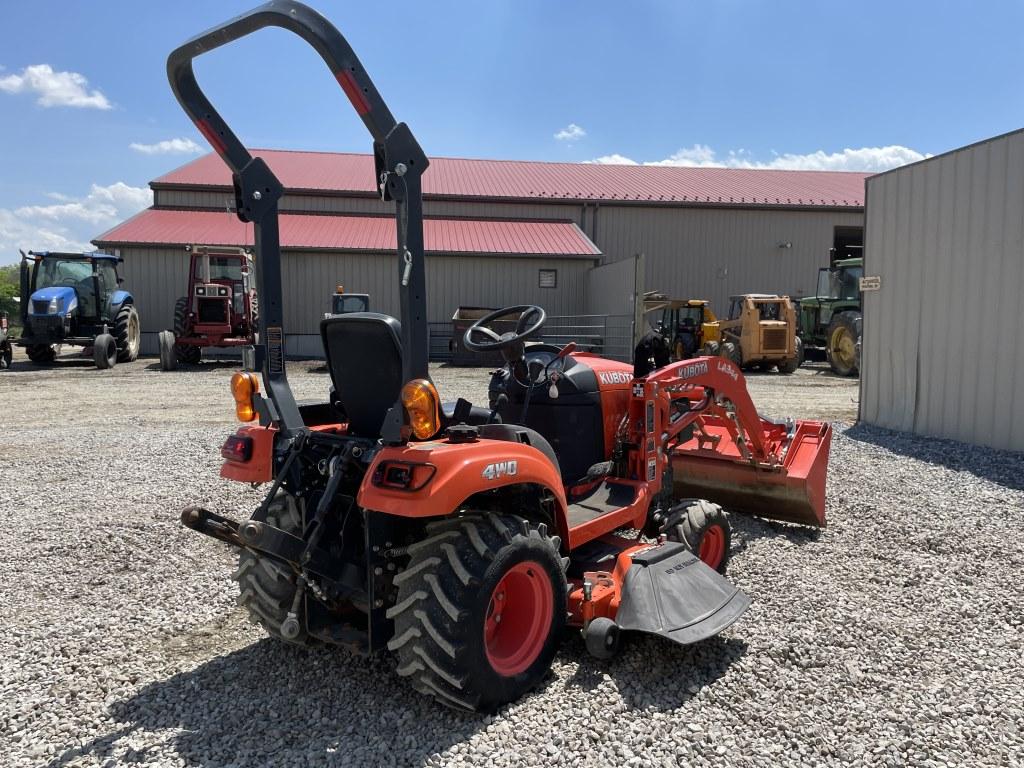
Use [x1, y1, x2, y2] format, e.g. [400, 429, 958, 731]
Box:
[678, 360, 709, 379]
[482, 461, 518, 480]
[599, 371, 632, 385]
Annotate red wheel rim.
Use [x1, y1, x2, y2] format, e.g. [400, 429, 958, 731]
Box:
[484, 560, 554, 677]
[698, 526, 726, 569]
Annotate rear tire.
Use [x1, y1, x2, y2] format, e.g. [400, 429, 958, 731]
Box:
[0, 343, 12, 370]
[26, 343, 56, 364]
[234, 491, 316, 647]
[826, 311, 861, 376]
[664, 500, 732, 575]
[172, 296, 202, 364]
[114, 304, 141, 363]
[93, 333, 117, 369]
[388, 514, 567, 712]
[176, 344, 202, 365]
[173, 296, 189, 337]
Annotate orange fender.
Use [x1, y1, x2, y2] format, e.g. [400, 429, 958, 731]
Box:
[358, 438, 570, 545]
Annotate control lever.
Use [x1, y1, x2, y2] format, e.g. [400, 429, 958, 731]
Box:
[546, 341, 576, 399]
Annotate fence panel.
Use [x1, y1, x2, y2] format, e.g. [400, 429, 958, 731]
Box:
[429, 314, 634, 364]
[541, 314, 634, 362]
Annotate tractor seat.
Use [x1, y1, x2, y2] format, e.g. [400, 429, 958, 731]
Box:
[321, 312, 403, 437]
[320, 312, 492, 438]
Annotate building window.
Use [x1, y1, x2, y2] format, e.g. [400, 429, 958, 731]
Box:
[539, 269, 557, 288]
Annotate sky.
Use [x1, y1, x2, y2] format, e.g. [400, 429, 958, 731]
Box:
[1, 1, 1022, 265]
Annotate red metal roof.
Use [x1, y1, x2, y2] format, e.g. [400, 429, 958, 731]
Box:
[153, 150, 867, 208]
[93, 209, 600, 257]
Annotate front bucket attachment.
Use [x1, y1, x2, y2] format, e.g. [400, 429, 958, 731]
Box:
[670, 419, 832, 527]
[615, 542, 750, 645]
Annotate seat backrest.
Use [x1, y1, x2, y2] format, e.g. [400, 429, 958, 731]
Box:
[320, 312, 403, 437]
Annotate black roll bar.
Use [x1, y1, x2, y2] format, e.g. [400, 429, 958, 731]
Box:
[167, 0, 430, 439]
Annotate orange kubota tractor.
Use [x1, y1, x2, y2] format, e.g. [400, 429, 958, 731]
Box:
[171, 1, 832, 712]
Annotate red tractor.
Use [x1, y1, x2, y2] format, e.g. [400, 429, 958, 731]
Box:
[170, 1, 831, 712]
[158, 245, 258, 370]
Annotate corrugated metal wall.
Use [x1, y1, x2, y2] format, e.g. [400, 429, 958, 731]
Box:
[595, 206, 864, 313]
[118, 246, 592, 336]
[862, 129, 1024, 452]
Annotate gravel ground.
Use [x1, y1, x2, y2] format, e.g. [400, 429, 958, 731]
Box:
[0, 348, 1020, 767]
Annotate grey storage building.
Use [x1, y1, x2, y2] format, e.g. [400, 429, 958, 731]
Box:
[861, 128, 1024, 451]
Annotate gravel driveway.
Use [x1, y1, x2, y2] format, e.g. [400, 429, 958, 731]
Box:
[0, 349, 1020, 767]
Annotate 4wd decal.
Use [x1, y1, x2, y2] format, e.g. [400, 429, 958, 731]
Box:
[482, 461, 518, 480]
[599, 371, 632, 385]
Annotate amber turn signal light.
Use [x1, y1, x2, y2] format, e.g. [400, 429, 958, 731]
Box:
[230, 371, 260, 422]
[401, 378, 440, 439]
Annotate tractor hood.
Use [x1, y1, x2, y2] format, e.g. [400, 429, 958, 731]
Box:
[29, 286, 77, 315]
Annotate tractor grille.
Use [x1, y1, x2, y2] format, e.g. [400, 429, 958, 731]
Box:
[28, 315, 63, 338]
[32, 299, 53, 314]
[762, 328, 788, 352]
[197, 298, 229, 324]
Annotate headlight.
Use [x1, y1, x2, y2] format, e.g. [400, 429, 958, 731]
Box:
[230, 371, 260, 422]
[401, 379, 441, 439]
[48, 297, 60, 314]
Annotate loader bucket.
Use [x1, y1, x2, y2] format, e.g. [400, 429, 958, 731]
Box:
[670, 419, 832, 527]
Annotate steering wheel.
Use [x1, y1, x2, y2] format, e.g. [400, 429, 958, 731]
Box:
[463, 304, 546, 353]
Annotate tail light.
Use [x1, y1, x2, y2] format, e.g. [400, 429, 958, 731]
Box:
[0, 316, 7, 331]
[221, 434, 253, 462]
[371, 461, 436, 491]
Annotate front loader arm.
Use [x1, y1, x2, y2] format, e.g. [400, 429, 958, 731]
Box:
[632, 356, 832, 527]
[645, 356, 770, 460]
[167, 0, 429, 440]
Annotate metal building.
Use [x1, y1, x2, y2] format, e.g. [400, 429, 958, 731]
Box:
[94, 150, 866, 355]
[861, 128, 1024, 452]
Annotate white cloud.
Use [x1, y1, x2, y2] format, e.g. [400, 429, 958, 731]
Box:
[130, 137, 204, 155]
[588, 153, 638, 165]
[0, 64, 111, 109]
[588, 144, 929, 173]
[1, 182, 151, 263]
[554, 123, 587, 142]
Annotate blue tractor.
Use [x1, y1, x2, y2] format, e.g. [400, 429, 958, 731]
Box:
[18, 250, 140, 369]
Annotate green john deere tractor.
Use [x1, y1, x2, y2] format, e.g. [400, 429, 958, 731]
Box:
[797, 256, 862, 376]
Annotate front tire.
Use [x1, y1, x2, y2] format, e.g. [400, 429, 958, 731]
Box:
[778, 336, 803, 374]
[234, 491, 316, 647]
[719, 340, 742, 368]
[114, 304, 141, 363]
[664, 500, 732, 575]
[388, 514, 567, 712]
[0, 343, 12, 370]
[93, 333, 117, 369]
